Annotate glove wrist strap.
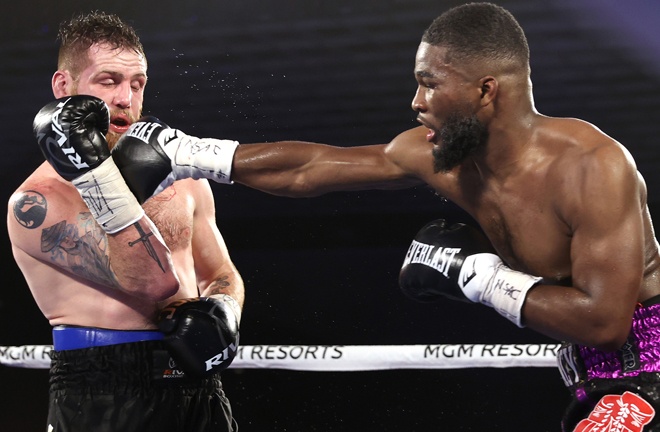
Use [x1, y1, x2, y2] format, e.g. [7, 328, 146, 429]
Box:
[72, 158, 145, 233]
[158, 130, 239, 184]
[482, 265, 542, 328]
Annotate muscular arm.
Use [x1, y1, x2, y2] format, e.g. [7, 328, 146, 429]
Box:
[232, 127, 430, 197]
[190, 180, 244, 312]
[7, 173, 179, 301]
[107, 217, 179, 299]
[523, 143, 644, 350]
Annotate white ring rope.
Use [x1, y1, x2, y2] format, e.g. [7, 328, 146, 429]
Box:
[1, 343, 560, 371]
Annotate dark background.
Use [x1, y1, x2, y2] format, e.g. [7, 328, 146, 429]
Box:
[2, 0, 660, 430]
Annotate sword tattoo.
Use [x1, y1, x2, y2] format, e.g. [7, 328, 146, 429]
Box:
[128, 222, 166, 272]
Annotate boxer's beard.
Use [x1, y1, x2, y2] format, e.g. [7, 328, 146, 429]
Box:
[106, 130, 121, 149]
[433, 112, 488, 173]
[106, 109, 140, 150]
[69, 88, 139, 150]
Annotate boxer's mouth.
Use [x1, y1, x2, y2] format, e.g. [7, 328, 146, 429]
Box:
[110, 114, 131, 134]
[416, 117, 438, 143]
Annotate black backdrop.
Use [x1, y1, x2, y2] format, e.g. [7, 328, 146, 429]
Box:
[3, 1, 660, 431]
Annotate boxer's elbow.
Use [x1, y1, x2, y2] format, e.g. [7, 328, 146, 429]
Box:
[120, 272, 180, 301]
[150, 277, 180, 301]
[584, 315, 632, 352]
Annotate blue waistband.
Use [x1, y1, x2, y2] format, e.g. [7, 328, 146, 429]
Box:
[52, 326, 164, 351]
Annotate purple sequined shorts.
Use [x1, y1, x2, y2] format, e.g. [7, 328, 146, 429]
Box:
[558, 302, 660, 431]
[558, 303, 660, 394]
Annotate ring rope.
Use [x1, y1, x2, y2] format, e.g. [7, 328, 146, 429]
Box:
[1, 343, 560, 371]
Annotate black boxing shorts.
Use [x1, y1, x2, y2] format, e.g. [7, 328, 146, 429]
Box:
[47, 326, 237, 432]
[558, 300, 660, 431]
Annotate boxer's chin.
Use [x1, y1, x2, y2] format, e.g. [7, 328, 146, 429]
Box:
[106, 131, 121, 150]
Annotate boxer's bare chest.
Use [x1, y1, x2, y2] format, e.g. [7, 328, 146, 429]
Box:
[449, 171, 572, 281]
[479, 202, 571, 280]
[142, 186, 193, 251]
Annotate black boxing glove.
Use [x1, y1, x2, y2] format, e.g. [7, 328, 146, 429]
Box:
[33, 95, 144, 233]
[112, 117, 239, 203]
[158, 295, 241, 378]
[399, 219, 542, 327]
[34, 95, 110, 180]
[111, 116, 173, 204]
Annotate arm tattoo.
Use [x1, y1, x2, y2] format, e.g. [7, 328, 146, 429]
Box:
[127, 222, 165, 272]
[206, 277, 241, 318]
[40, 212, 118, 287]
[13, 190, 47, 229]
[206, 275, 231, 296]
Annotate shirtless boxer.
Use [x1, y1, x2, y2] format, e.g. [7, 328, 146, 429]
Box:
[7, 11, 243, 432]
[113, 3, 660, 430]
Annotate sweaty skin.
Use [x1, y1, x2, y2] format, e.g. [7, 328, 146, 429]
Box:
[7, 42, 244, 330]
[231, 42, 660, 352]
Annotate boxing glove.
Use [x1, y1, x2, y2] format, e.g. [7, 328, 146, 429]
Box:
[34, 95, 110, 180]
[158, 295, 240, 378]
[33, 96, 144, 233]
[112, 117, 239, 203]
[399, 219, 542, 327]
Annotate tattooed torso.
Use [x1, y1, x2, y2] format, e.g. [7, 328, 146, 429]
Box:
[7, 163, 203, 329]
